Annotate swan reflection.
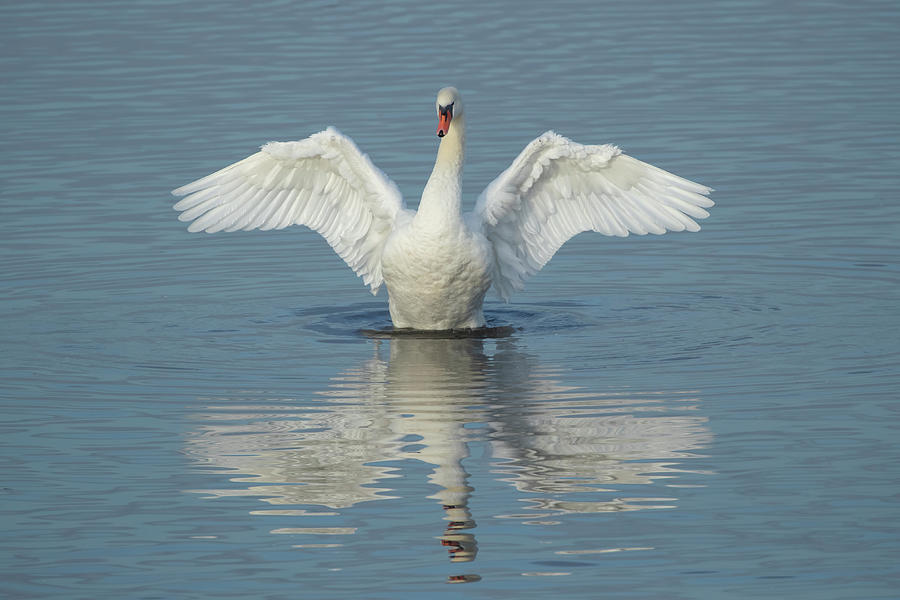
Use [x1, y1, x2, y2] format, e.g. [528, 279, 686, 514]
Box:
[185, 337, 711, 570]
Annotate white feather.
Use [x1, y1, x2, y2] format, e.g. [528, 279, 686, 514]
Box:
[172, 127, 407, 294]
[471, 131, 713, 301]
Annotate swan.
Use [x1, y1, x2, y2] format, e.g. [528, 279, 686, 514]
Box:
[173, 87, 713, 330]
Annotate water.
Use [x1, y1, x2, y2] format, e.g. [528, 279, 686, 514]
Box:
[2, 1, 898, 598]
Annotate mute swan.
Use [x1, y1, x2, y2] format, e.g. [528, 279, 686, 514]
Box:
[173, 87, 713, 330]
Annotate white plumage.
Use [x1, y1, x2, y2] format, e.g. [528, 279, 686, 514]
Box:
[173, 127, 406, 293]
[173, 87, 713, 330]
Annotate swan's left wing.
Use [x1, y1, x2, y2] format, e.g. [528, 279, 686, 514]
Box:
[172, 127, 409, 295]
[471, 131, 713, 301]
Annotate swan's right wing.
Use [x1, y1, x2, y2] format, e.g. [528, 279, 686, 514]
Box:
[473, 131, 713, 301]
[172, 127, 408, 294]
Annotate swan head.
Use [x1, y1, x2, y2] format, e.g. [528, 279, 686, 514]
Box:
[436, 87, 462, 138]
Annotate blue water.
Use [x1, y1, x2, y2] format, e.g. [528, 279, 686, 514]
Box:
[2, 1, 899, 598]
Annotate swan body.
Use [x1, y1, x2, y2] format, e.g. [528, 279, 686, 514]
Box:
[173, 87, 713, 330]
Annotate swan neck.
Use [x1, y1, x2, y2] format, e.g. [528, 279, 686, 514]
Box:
[418, 115, 465, 225]
[435, 115, 465, 174]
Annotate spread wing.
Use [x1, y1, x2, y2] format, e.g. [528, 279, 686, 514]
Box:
[471, 131, 713, 301]
[172, 127, 409, 294]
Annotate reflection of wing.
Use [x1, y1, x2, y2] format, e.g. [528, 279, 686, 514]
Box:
[489, 391, 713, 512]
[483, 342, 713, 512]
[184, 403, 400, 508]
[472, 132, 713, 300]
[172, 127, 410, 294]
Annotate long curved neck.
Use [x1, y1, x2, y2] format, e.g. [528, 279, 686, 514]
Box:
[416, 114, 465, 228]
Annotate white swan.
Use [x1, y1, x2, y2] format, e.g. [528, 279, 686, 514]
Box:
[173, 87, 713, 330]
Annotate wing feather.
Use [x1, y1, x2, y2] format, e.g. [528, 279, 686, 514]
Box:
[172, 127, 407, 294]
[472, 131, 713, 301]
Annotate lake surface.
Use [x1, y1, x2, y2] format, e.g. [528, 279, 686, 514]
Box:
[2, 1, 899, 598]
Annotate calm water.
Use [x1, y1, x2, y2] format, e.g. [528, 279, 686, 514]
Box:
[2, 1, 899, 598]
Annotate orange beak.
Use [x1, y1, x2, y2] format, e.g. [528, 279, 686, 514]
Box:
[437, 108, 452, 137]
